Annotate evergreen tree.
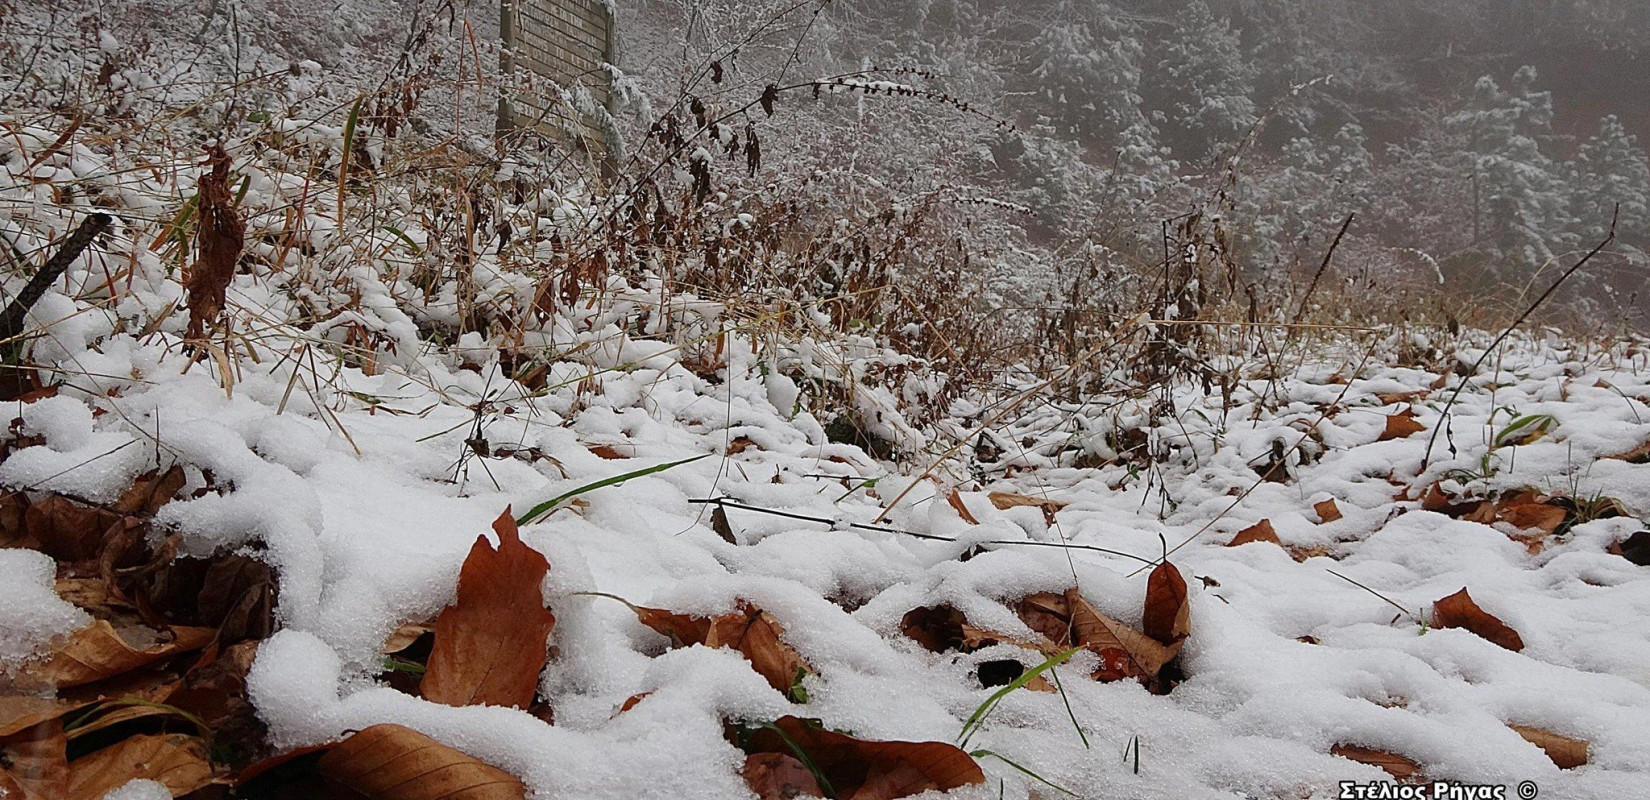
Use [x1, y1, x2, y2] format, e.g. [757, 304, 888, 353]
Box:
[1446, 66, 1574, 276]
[1570, 115, 1650, 248]
[1143, 0, 1258, 165]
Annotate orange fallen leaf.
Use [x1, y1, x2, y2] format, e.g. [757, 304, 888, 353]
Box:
[945, 490, 980, 525]
[634, 601, 812, 695]
[741, 716, 983, 800]
[987, 492, 1067, 525]
[1495, 501, 1567, 537]
[1142, 562, 1190, 647]
[1432, 588, 1524, 651]
[1314, 499, 1343, 523]
[1228, 519, 1280, 547]
[742, 752, 824, 799]
[318, 723, 526, 799]
[1378, 409, 1426, 441]
[1509, 725, 1589, 769]
[727, 436, 758, 456]
[29, 620, 215, 689]
[587, 444, 629, 460]
[1330, 743, 1423, 782]
[65, 733, 215, 800]
[421, 510, 555, 709]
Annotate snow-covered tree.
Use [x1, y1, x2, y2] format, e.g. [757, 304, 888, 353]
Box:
[1143, 0, 1258, 165]
[1569, 115, 1650, 247]
[1446, 66, 1574, 276]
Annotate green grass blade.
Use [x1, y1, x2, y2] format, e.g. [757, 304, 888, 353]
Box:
[970, 749, 1076, 796]
[958, 648, 1078, 748]
[517, 454, 712, 525]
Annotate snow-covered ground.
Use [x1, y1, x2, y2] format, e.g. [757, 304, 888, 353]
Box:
[3, 237, 1650, 799]
[3, 62, 1650, 800]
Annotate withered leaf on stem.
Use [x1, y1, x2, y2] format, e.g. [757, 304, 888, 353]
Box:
[317, 723, 526, 800]
[741, 716, 984, 800]
[187, 144, 245, 338]
[421, 510, 555, 709]
[1431, 588, 1524, 652]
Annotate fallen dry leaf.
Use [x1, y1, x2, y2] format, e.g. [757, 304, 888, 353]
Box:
[1608, 531, 1650, 566]
[65, 733, 215, 800]
[318, 723, 526, 800]
[898, 605, 1052, 656]
[741, 716, 983, 800]
[1495, 501, 1567, 537]
[1314, 499, 1343, 523]
[421, 510, 555, 709]
[1378, 409, 1426, 441]
[1420, 483, 1493, 521]
[112, 466, 189, 516]
[29, 620, 215, 688]
[946, 490, 981, 525]
[742, 752, 824, 799]
[1376, 390, 1427, 405]
[1432, 588, 1524, 651]
[1509, 724, 1589, 769]
[635, 601, 811, 695]
[987, 491, 1068, 525]
[1228, 519, 1280, 547]
[1606, 440, 1650, 463]
[587, 444, 629, 460]
[0, 719, 67, 800]
[1330, 743, 1423, 782]
[1064, 589, 1179, 681]
[1142, 562, 1190, 647]
[727, 436, 758, 456]
[1016, 590, 1178, 683]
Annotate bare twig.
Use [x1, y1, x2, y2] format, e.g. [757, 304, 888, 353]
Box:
[1421, 207, 1619, 470]
[0, 212, 112, 354]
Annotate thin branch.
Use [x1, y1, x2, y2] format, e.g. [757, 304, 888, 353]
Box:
[1421, 207, 1619, 470]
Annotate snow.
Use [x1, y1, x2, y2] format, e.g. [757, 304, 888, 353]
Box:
[0, 549, 90, 667]
[100, 779, 173, 800]
[8, 305, 1646, 798]
[2, 11, 1649, 795]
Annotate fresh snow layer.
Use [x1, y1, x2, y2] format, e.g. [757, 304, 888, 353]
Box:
[3, 322, 1647, 800]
